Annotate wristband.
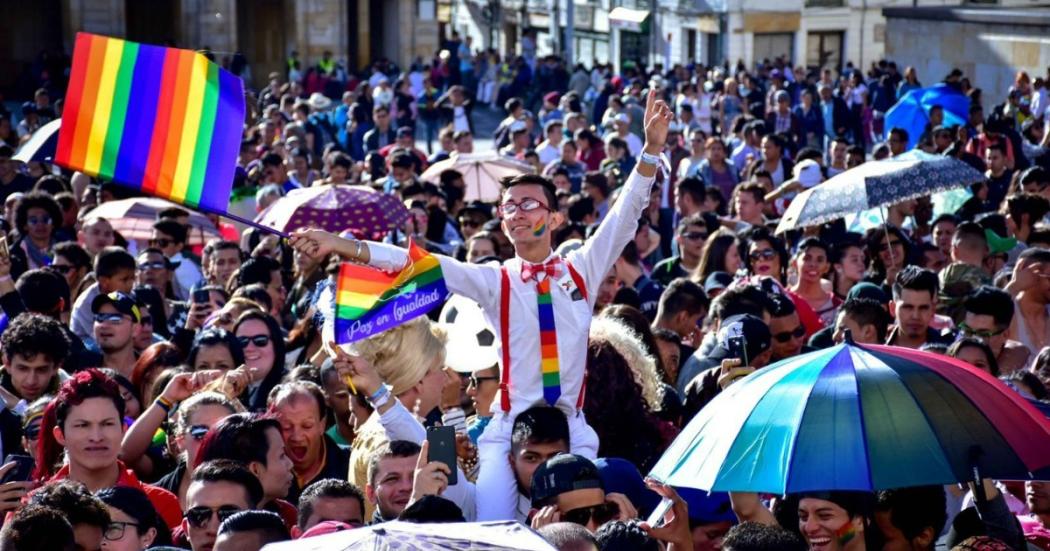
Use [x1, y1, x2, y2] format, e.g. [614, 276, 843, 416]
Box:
[368, 385, 392, 409]
[639, 150, 661, 166]
[155, 396, 175, 414]
[368, 385, 388, 402]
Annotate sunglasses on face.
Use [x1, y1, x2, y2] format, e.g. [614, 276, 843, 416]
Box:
[237, 334, 271, 348]
[749, 248, 777, 262]
[959, 322, 1005, 339]
[26, 215, 51, 226]
[150, 238, 172, 248]
[497, 198, 550, 218]
[49, 264, 74, 274]
[23, 422, 40, 440]
[563, 501, 618, 527]
[138, 261, 166, 271]
[469, 375, 499, 388]
[94, 313, 128, 324]
[139, 316, 152, 326]
[772, 325, 806, 343]
[459, 218, 481, 228]
[103, 521, 139, 541]
[183, 505, 242, 529]
[681, 231, 708, 241]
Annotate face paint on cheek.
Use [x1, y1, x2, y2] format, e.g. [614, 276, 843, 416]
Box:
[834, 519, 857, 546]
[532, 218, 547, 237]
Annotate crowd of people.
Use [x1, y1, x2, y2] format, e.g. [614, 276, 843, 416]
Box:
[3, 37, 1050, 551]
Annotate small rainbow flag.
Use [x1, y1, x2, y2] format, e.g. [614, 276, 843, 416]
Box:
[55, 33, 245, 213]
[537, 278, 561, 405]
[335, 241, 448, 344]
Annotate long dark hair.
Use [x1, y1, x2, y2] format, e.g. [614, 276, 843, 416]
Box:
[696, 228, 738, 281]
[739, 226, 788, 283]
[96, 485, 173, 547]
[187, 328, 246, 370]
[584, 340, 668, 473]
[234, 310, 287, 411]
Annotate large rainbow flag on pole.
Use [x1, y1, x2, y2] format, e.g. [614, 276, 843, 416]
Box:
[55, 33, 245, 213]
[335, 241, 448, 344]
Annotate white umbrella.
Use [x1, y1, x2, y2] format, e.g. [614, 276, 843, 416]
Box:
[86, 197, 220, 246]
[421, 152, 533, 202]
[261, 520, 556, 551]
[13, 119, 61, 163]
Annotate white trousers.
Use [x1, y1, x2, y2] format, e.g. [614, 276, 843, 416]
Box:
[474, 410, 599, 521]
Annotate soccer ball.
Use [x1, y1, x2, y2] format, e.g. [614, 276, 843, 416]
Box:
[439, 294, 499, 373]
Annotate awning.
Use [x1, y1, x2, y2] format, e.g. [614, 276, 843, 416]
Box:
[609, 6, 649, 33]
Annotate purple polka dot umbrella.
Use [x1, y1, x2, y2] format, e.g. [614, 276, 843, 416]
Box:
[254, 184, 410, 235]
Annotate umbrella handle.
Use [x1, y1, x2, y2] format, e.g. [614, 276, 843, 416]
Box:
[205, 208, 289, 238]
[969, 446, 988, 506]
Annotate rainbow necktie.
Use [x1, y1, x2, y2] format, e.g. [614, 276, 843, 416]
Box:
[523, 259, 563, 406]
[536, 277, 561, 405]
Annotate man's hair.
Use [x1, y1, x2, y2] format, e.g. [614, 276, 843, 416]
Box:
[721, 521, 807, 551]
[538, 522, 599, 551]
[952, 221, 987, 252]
[676, 176, 706, 206]
[236, 256, 281, 289]
[987, 142, 1007, 156]
[15, 269, 70, 315]
[678, 213, 710, 234]
[710, 284, 774, 322]
[963, 285, 1014, 329]
[267, 380, 328, 420]
[205, 239, 242, 256]
[1006, 193, 1050, 229]
[511, 405, 570, 453]
[216, 510, 290, 543]
[566, 194, 595, 223]
[1019, 247, 1050, 265]
[657, 278, 708, 320]
[768, 292, 797, 318]
[652, 327, 682, 345]
[191, 459, 265, 508]
[27, 480, 110, 529]
[1021, 166, 1050, 187]
[582, 171, 610, 198]
[152, 219, 188, 245]
[51, 242, 92, 269]
[594, 520, 660, 551]
[157, 206, 190, 221]
[94, 246, 136, 278]
[892, 265, 939, 301]
[297, 479, 366, 530]
[367, 440, 421, 487]
[1, 313, 69, 365]
[0, 505, 75, 551]
[502, 174, 558, 212]
[14, 192, 62, 234]
[195, 413, 282, 472]
[875, 486, 948, 542]
[889, 127, 910, 144]
[840, 298, 890, 343]
[737, 182, 766, 204]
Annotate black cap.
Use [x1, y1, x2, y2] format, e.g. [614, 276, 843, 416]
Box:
[704, 271, 733, 294]
[717, 314, 771, 363]
[91, 291, 142, 323]
[530, 454, 603, 508]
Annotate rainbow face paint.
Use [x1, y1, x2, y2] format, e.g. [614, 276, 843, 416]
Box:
[532, 218, 546, 237]
[834, 520, 857, 546]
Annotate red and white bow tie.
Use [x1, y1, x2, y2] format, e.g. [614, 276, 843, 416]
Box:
[521, 257, 563, 283]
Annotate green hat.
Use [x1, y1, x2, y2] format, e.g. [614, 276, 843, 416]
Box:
[984, 228, 1017, 255]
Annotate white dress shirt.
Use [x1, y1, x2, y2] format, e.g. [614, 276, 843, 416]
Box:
[366, 168, 655, 418]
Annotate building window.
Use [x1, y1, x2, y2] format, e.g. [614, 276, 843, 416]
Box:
[686, 29, 697, 64]
[419, 0, 435, 21]
[804, 0, 845, 6]
[753, 33, 794, 65]
[806, 31, 843, 72]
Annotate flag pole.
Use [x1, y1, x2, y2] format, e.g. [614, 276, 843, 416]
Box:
[195, 204, 289, 239]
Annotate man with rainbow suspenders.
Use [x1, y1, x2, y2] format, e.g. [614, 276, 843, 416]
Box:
[289, 89, 673, 521]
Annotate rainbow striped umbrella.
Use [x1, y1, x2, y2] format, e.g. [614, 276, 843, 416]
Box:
[650, 342, 1050, 494]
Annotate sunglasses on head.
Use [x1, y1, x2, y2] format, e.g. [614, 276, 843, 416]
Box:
[183, 505, 242, 529]
[749, 248, 777, 262]
[772, 325, 806, 343]
[563, 502, 618, 527]
[237, 334, 271, 348]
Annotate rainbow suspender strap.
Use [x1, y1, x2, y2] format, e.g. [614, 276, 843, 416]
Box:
[536, 278, 561, 405]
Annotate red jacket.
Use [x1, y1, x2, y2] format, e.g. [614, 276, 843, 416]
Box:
[44, 462, 183, 529]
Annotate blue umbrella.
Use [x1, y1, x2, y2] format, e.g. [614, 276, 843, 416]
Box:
[776, 151, 984, 233]
[13, 119, 60, 164]
[885, 84, 969, 149]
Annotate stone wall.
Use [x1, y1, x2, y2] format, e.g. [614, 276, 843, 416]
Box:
[884, 15, 1050, 112]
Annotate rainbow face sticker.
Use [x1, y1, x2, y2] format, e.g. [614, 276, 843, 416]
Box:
[532, 218, 547, 237]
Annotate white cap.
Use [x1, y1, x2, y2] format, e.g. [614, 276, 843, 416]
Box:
[509, 120, 528, 133]
[613, 112, 630, 124]
[793, 159, 823, 188]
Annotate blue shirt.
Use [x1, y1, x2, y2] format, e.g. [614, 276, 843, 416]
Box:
[822, 102, 835, 138]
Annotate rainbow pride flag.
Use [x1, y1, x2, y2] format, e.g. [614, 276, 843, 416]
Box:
[55, 33, 245, 213]
[335, 241, 448, 344]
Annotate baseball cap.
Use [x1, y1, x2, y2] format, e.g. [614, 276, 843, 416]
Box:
[509, 120, 528, 134]
[543, 92, 560, 105]
[677, 488, 737, 524]
[299, 520, 354, 539]
[793, 159, 823, 188]
[530, 454, 603, 508]
[396, 126, 414, 138]
[613, 112, 630, 125]
[704, 271, 733, 294]
[91, 291, 142, 323]
[20, 102, 36, 115]
[716, 314, 772, 363]
[594, 458, 660, 517]
[845, 282, 889, 304]
[774, 89, 790, 103]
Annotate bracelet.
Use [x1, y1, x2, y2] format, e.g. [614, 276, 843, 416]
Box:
[368, 384, 388, 402]
[354, 240, 364, 260]
[368, 385, 392, 409]
[639, 150, 661, 166]
[155, 396, 175, 414]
